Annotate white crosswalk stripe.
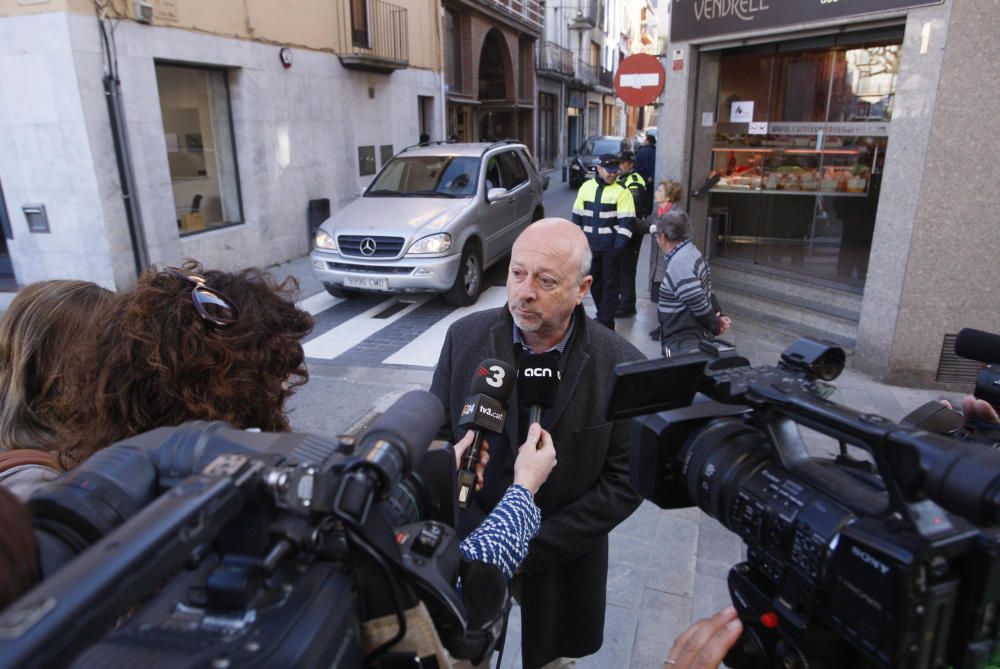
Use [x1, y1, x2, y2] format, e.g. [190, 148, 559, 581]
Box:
[381, 287, 508, 367]
[297, 291, 342, 315]
[302, 294, 434, 360]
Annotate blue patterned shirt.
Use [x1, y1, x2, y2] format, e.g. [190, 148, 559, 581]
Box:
[459, 484, 541, 581]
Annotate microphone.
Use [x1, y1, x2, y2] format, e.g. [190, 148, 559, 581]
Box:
[518, 351, 561, 433]
[357, 390, 445, 500]
[955, 328, 1000, 365]
[457, 359, 515, 509]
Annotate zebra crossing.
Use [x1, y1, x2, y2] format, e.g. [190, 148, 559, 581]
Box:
[298, 286, 510, 369]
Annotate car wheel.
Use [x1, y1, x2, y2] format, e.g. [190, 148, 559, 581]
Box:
[569, 175, 580, 189]
[444, 243, 483, 307]
[532, 207, 544, 222]
[324, 283, 359, 298]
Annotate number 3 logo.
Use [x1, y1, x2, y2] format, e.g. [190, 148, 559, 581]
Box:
[485, 365, 505, 388]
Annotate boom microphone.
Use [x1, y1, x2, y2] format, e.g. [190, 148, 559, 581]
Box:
[955, 328, 1000, 365]
[518, 351, 561, 431]
[457, 359, 515, 509]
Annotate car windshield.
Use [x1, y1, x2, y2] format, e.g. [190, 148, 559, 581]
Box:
[367, 155, 480, 197]
[582, 139, 623, 155]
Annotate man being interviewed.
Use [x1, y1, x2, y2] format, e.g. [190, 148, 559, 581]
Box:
[571, 154, 637, 331]
[431, 218, 643, 668]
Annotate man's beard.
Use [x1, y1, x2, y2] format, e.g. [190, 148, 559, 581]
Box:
[510, 304, 542, 332]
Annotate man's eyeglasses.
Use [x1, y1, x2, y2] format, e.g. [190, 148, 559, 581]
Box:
[162, 267, 240, 327]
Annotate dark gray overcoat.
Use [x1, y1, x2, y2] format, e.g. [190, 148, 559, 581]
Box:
[430, 304, 644, 668]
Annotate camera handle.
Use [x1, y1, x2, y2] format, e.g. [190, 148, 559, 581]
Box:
[744, 377, 972, 538]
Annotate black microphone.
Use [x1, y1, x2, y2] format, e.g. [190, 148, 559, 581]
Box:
[955, 328, 1000, 365]
[357, 390, 445, 500]
[518, 351, 561, 432]
[457, 359, 515, 509]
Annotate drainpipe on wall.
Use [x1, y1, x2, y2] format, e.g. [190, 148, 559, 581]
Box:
[97, 9, 149, 279]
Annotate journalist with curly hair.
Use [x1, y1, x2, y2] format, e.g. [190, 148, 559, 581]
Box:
[57, 262, 314, 468]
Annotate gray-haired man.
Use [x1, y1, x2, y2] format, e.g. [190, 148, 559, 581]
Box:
[650, 209, 731, 356]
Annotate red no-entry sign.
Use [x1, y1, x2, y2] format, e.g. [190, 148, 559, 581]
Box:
[614, 53, 665, 107]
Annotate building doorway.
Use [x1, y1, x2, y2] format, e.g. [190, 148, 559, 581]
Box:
[706, 29, 901, 288]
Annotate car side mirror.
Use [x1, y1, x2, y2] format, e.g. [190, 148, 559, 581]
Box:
[487, 187, 509, 202]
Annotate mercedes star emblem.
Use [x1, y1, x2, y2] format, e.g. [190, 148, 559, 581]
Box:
[360, 237, 377, 256]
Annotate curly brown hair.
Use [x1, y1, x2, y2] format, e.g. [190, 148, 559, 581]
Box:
[58, 261, 314, 467]
[0, 280, 114, 455]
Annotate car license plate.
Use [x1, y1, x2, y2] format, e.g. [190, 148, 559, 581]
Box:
[344, 276, 388, 290]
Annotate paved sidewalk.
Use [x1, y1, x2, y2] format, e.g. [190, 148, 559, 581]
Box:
[263, 250, 962, 669]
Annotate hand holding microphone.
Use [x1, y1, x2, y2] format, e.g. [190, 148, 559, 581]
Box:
[513, 423, 557, 496]
[457, 359, 515, 509]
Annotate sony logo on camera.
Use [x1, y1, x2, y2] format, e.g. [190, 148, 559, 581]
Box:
[850, 545, 890, 576]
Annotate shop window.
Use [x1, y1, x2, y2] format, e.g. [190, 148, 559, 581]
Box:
[707, 32, 901, 287]
[156, 64, 243, 237]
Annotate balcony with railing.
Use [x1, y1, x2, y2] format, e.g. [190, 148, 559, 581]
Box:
[537, 41, 574, 78]
[599, 66, 613, 89]
[473, 0, 543, 32]
[337, 0, 409, 73]
[575, 59, 598, 87]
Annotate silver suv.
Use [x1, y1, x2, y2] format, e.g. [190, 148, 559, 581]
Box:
[311, 141, 546, 306]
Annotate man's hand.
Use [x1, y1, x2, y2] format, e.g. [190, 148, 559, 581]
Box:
[663, 607, 743, 669]
[453, 431, 490, 491]
[718, 315, 732, 335]
[942, 396, 1000, 424]
[513, 423, 557, 495]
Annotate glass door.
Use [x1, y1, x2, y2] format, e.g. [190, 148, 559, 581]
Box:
[709, 32, 901, 288]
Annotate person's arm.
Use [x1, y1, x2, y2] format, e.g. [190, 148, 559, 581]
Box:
[571, 186, 588, 229]
[458, 424, 556, 580]
[429, 328, 455, 434]
[614, 186, 638, 249]
[665, 261, 721, 334]
[519, 409, 642, 574]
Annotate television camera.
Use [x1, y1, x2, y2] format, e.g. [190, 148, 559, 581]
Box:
[0, 391, 508, 669]
[609, 338, 1000, 669]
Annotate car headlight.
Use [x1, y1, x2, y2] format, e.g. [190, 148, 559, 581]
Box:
[407, 233, 452, 255]
[570, 162, 582, 171]
[315, 230, 337, 251]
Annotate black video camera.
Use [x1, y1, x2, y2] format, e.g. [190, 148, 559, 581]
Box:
[0, 391, 508, 669]
[608, 339, 1000, 669]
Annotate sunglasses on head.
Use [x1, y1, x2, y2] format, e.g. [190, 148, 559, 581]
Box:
[162, 266, 240, 327]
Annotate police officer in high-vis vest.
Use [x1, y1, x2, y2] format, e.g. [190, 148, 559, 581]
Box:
[571, 153, 637, 330]
[616, 150, 650, 317]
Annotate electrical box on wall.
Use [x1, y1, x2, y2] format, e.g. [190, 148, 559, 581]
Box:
[133, 1, 153, 23]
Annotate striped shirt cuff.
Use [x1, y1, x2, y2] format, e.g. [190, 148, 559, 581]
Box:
[458, 484, 541, 581]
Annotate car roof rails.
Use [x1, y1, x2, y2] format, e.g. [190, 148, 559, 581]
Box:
[399, 139, 459, 154]
[481, 139, 522, 156]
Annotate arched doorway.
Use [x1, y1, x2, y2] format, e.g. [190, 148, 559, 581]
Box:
[477, 29, 514, 141]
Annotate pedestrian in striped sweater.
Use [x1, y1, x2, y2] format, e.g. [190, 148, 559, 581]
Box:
[650, 209, 732, 357]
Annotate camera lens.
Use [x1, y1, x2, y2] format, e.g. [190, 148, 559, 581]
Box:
[684, 419, 771, 524]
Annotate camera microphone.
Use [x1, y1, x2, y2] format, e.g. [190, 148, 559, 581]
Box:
[457, 359, 515, 509]
[518, 351, 561, 433]
[955, 328, 1000, 365]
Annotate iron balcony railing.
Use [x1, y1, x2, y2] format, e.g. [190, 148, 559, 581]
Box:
[339, 0, 408, 66]
[476, 0, 543, 31]
[537, 41, 574, 77]
[599, 66, 613, 88]
[576, 59, 598, 86]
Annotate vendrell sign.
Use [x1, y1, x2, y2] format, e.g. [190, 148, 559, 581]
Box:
[670, 0, 943, 42]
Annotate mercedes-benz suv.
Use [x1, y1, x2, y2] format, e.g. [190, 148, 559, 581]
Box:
[311, 141, 546, 306]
